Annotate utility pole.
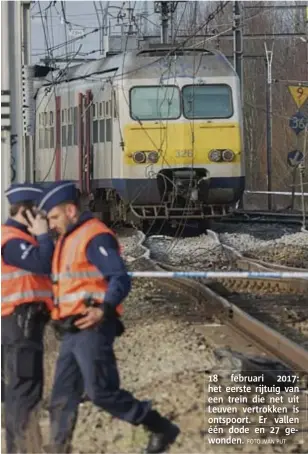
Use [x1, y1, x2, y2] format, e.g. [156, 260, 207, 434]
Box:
[265, 42, 274, 211]
[154, 2, 179, 44]
[1, 0, 11, 222]
[161, 1, 169, 44]
[8, 1, 22, 184]
[306, 3, 308, 80]
[127, 3, 135, 35]
[7, 1, 33, 185]
[100, 1, 110, 55]
[21, 1, 34, 183]
[192, 1, 198, 44]
[233, 1, 244, 208]
[233, 1, 243, 105]
[143, 1, 149, 37]
[93, 2, 103, 53]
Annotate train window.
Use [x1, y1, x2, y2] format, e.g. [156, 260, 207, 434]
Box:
[39, 129, 44, 149]
[106, 118, 111, 142]
[93, 120, 98, 144]
[99, 119, 105, 142]
[44, 129, 49, 149]
[182, 84, 233, 119]
[62, 125, 67, 146]
[68, 125, 73, 146]
[130, 86, 181, 120]
[50, 127, 54, 149]
[74, 106, 78, 145]
[113, 91, 117, 118]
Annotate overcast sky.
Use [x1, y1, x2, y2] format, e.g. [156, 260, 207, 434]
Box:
[31, 1, 161, 64]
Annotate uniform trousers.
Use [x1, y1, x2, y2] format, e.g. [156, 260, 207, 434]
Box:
[2, 305, 46, 453]
[49, 319, 151, 449]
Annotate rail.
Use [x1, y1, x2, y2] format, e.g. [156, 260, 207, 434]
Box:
[206, 229, 308, 294]
[245, 190, 308, 197]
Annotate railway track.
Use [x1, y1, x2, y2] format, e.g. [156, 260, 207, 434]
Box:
[220, 210, 307, 226]
[129, 229, 308, 378]
[207, 229, 308, 295]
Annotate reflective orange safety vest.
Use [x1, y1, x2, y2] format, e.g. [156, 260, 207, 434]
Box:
[1, 226, 54, 317]
[51, 218, 124, 320]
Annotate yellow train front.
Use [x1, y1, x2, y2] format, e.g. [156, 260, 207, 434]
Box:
[118, 45, 245, 222]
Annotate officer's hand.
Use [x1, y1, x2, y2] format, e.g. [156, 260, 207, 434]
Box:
[26, 211, 49, 236]
[74, 307, 103, 330]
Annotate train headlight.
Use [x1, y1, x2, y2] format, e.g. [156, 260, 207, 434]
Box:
[208, 149, 222, 162]
[222, 149, 235, 162]
[147, 151, 159, 163]
[133, 151, 146, 164]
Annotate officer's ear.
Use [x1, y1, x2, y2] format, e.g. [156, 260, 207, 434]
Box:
[65, 201, 80, 219]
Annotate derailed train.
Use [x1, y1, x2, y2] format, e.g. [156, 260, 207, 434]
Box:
[33, 44, 245, 226]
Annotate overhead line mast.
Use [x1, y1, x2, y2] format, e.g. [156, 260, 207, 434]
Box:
[154, 2, 179, 44]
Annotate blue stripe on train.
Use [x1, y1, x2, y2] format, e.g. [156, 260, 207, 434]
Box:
[38, 177, 245, 204]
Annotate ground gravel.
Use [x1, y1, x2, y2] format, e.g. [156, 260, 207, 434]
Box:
[146, 225, 308, 270]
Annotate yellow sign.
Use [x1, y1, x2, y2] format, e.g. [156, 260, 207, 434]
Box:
[288, 85, 308, 108]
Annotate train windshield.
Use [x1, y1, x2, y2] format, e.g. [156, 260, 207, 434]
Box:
[130, 86, 181, 120]
[182, 84, 233, 119]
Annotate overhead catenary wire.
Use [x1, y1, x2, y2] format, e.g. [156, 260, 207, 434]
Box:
[33, 2, 307, 227]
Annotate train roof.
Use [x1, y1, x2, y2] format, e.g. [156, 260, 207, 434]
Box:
[37, 45, 237, 88]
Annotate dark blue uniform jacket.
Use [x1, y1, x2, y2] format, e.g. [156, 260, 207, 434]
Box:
[1, 218, 54, 275]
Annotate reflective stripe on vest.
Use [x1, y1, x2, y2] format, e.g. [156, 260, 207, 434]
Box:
[57, 291, 106, 304]
[2, 290, 54, 304]
[52, 271, 102, 281]
[1, 270, 36, 281]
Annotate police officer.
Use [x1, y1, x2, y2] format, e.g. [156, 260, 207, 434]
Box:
[1, 183, 54, 453]
[38, 181, 180, 454]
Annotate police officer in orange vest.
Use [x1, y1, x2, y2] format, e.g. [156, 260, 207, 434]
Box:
[1, 183, 54, 453]
[38, 181, 180, 454]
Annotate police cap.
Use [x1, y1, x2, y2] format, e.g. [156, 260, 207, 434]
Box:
[38, 180, 78, 214]
[5, 183, 44, 205]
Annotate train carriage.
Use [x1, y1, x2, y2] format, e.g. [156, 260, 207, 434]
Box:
[34, 44, 245, 226]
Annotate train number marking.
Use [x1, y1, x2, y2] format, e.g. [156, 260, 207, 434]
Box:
[175, 150, 193, 158]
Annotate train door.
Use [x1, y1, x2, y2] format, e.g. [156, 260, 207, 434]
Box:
[103, 85, 113, 180]
[78, 90, 92, 194]
[92, 84, 113, 182]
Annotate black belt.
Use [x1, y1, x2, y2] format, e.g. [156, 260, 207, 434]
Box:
[52, 314, 83, 336]
[52, 315, 125, 337]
